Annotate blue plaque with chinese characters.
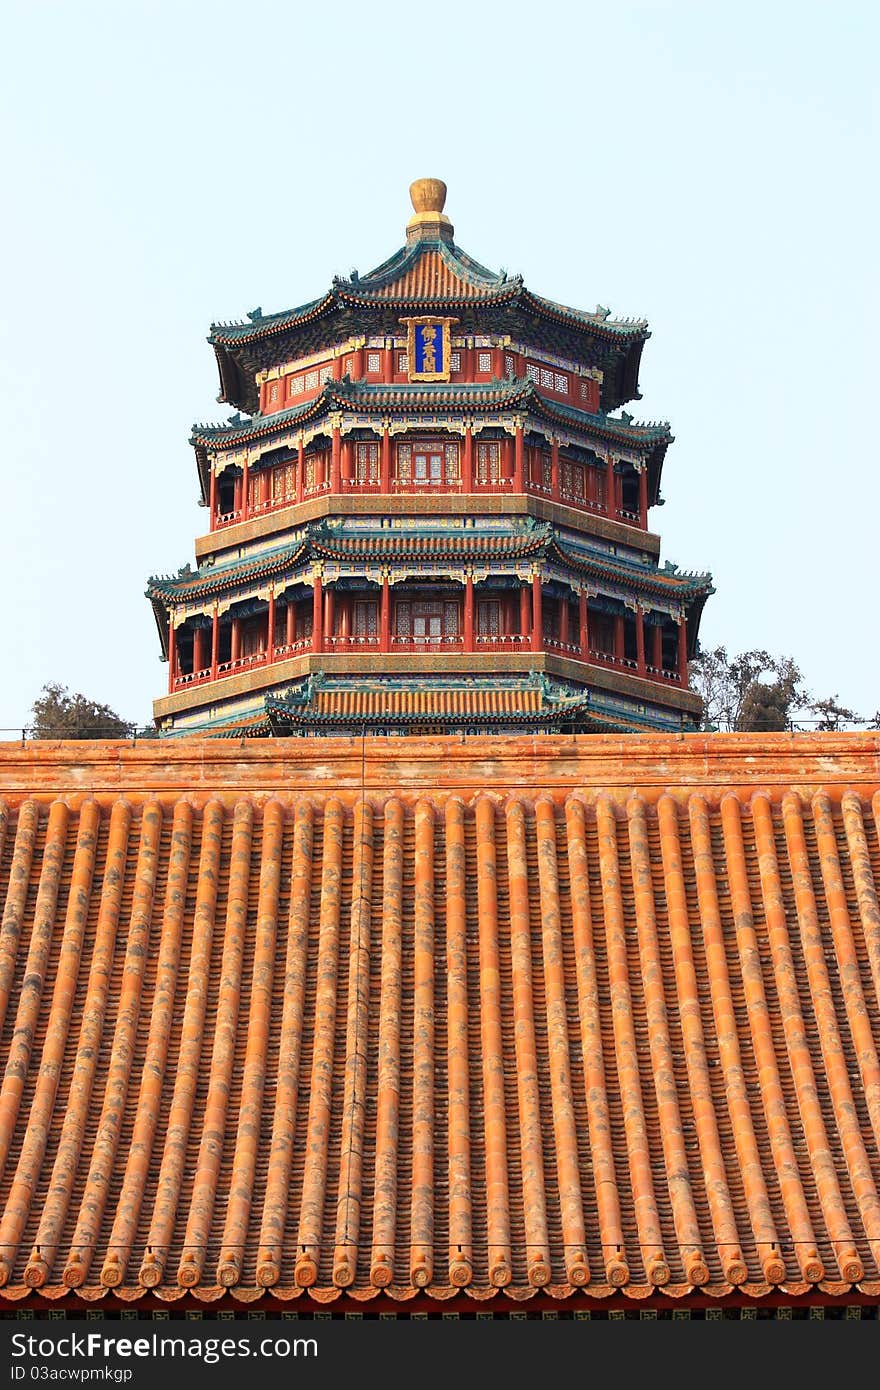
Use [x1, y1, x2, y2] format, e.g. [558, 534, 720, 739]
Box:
[403, 316, 455, 381]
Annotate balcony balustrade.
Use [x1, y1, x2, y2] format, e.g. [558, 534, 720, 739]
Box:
[171, 632, 684, 689]
[325, 634, 381, 649]
[474, 634, 531, 652]
[390, 634, 465, 652]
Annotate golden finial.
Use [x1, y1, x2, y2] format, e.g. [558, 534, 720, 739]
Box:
[407, 177, 454, 242]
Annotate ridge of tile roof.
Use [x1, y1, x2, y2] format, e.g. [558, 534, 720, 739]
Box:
[0, 735, 879, 1311]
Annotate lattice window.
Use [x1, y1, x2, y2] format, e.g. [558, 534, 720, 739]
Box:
[450, 350, 461, 371]
[444, 602, 459, 636]
[554, 373, 568, 394]
[319, 365, 332, 383]
[478, 352, 492, 373]
[580, 379, 592, 401]
[444, 441, 461, 481]
[289, 375, 304, 397]
[344, 357, 354, 376]
[355, 442, 379, 483]
[526, 363, 540, 383]
[305, 369, 319, 391]
[242, 615, 266, 657]
[272, 462, 296, 503]
[563, 462, 585, 501]
[476, 440, 501, 484]
[396, 442, 411, 481]
[395, 601, 411, 636]
[367, 351, 381, 373]
[414, 449, 442, 482]
[268, 382, 279, 403]
[354, 601, 378, 637]
[540, 368, 554, 389]
[477, 601, 501, 637]
[505, 354, 515, 376]
[398, 351, 408, 372]
[541, 453, 552, 491]
[305, 456, 317, 490]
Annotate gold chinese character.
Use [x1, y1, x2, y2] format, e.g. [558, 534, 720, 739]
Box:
[421, 325, 437, 373]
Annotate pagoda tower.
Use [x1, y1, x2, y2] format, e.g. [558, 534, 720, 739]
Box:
[148, 180, 712, 737]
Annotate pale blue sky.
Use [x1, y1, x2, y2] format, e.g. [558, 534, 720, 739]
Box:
[1, 0, 876, 731]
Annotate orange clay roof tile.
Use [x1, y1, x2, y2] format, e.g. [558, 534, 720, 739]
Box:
[0, 733, 879, 1310]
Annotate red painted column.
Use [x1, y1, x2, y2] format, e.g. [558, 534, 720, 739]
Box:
[639, 466, 649, 529]
[559, 594, 570, 648]
[651, 621, 662, 671]
[267, 589, 276, 659]
[241, 455, 250, 520]
[332, 355, 342, 381]
[678, 611, 689, 684]
[520, 584, 530, 641]
[636, 603, 646, 675]
[297, 439, 305, 503]
[463, 425, 474, 493]
[331, 427, 341, 494]
[613, 613, 625, 662]
[231, 617, 241, 664]
[353, 347, 365, 379]
[286, 598, 295, 650]
[312, 575, 323, 653]
[503, 435, 514, 481]
[493, 346, 505, 378]
[550, 439, 560, 502]
[381, 427, 391, 494]
[381, 575, 391, 653]
[514, 424, 524, 493]
[324, 586, 335, 643]
[339, 596, 350, 640]
[383, 345, 394, 383]
[605, 456, 615, 517]
[209, 469, 217, 530]
[531, 574, 543, 653]
[211, 606, 219, 680]
[464, 572, 474, 652]
[167, 620, 176, 693]
[341, 436, 353, 485]
[579, 590, 588, 658]
[193, 625, 205, 675]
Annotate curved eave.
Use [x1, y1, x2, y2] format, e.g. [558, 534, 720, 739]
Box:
[189, 379, 673, 480]
[209, 293, 335, 348]
[519, 288, 649, 343]
[146, 542, 308, 605]
[686, 588, 712, 657]
[149, 596, 169, 660]
[551, 537, 714, 603]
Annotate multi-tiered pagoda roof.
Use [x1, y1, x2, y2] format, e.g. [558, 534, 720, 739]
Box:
[148, 179, 712, 738]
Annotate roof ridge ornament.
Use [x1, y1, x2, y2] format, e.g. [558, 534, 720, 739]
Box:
[407, 177, 455, 244]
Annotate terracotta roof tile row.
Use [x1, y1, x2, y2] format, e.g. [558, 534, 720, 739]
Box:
[0, 735, 879, 1309]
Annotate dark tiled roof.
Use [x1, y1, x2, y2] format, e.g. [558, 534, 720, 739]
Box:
[0, 735, 879, 1311]
[208, 238, 647, 347]
[146, 542, 307, 602]
[190, 379, 672, 452]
